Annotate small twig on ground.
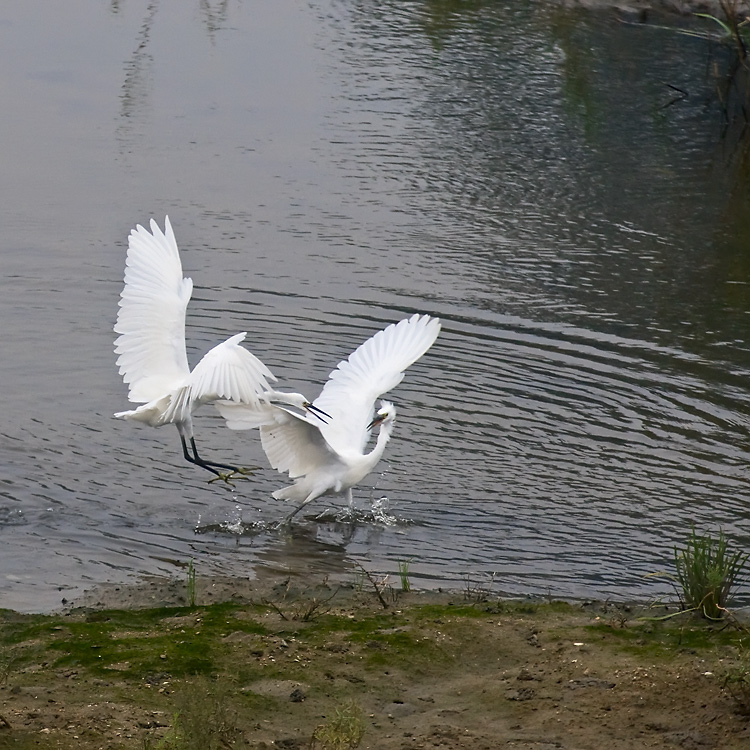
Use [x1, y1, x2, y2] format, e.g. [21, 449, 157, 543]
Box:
[300, 587, 341, 622]
[354, 562, 390, 609]
[256, 584, 341, 622]
[260, 599, 290, 621]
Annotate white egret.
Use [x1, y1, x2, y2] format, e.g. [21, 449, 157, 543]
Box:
[216, 314, 441, 521]
[113, 216, 328, 480]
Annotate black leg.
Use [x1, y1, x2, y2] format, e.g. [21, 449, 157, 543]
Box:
[188, 437, 246, 472]
[179, 436, 256, 482]
[180, 435, 221, 475]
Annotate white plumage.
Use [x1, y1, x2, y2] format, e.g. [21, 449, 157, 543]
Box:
[216, 314, 441, 520]
[114, 216, 276, 479]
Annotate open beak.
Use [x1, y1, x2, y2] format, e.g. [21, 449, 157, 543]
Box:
[367, 413, 386, 430]
[306, 403, 331, 423]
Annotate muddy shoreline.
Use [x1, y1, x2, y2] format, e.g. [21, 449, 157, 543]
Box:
[2, 574, 750, 749]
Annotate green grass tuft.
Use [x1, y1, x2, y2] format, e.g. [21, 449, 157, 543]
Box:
[142, 677, 249, 749]
[397, 559, 412, 592]
[674, 527, 748, 620]
[36, 603, 269, 680]
[311, 699, 365, 749]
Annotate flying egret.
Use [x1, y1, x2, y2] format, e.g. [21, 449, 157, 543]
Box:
[113, 216, 327, 480]
[216, 314, 441, 521]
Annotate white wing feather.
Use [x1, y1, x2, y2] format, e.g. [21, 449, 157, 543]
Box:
[313, 314, 441, 455]
[260, 410, 339, 479]
[216, 399, 335, 479]
[114, 217, 191, 403]
[189, 332, 275, 406]
[214, 400, 278, 430]
[214, 314, 440, 493]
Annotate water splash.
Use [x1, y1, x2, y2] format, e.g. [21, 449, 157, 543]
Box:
[309, 496, 405, 526]
[194, 504, 271, 536]
[369, 496, 400, 526]
[0, 506, 25, 527]
[223, 505, 245, 536]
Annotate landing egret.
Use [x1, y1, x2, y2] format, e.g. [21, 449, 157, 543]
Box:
[216, 314, 441, 521]
[113, 216, 327, 480]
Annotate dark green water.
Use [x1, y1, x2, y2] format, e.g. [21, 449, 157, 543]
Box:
[2, 0, 750, 611]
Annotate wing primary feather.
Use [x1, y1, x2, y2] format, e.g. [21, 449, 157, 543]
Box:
[114, 216, 192, 404]
[310, 314, 440, 455]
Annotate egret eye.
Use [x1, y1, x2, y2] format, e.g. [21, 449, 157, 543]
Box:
[248, 315, 440, 525]
[118, 234, 441, 526]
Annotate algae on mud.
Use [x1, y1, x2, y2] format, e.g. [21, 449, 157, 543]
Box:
[1, 578, 750, 749]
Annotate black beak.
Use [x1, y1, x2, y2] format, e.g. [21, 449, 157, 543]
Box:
[368, 414, 385, 430]
[306, 403, 331, 423]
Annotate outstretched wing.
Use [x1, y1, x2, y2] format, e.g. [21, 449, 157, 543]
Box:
[114, 216, 192, 403]
[189, 332, 276, 407]
[214, 399, 279, 430]
[216, 398, 336, 479]
[313, 314, 441, 455]
[259, 408, 340, 479]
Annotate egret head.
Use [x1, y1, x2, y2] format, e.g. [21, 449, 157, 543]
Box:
[368, 400, 396, 430]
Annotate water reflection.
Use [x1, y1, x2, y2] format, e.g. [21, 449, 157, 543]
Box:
[336, 2, 750, 359]
[1, 0, 750, 612]
[118, 1, 157, 127]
